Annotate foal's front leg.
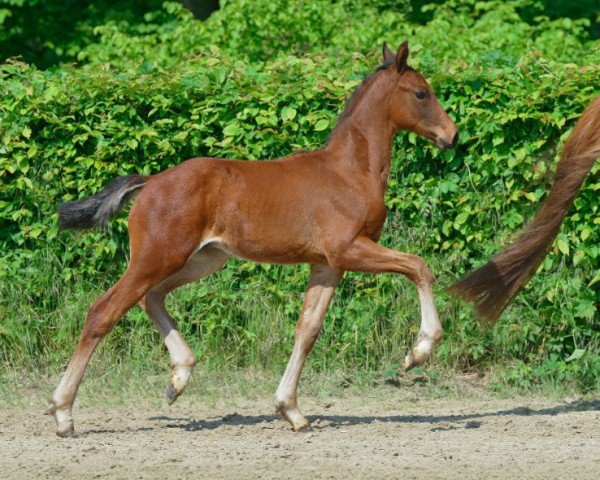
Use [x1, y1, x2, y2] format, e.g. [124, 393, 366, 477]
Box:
[275, 265, 342, 431]
[335, 237, 443, 371]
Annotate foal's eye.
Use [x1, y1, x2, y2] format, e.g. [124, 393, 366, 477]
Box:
[415, 91, 427, 100]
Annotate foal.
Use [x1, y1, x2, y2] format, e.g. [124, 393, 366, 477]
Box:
[48, 42, 458, 436]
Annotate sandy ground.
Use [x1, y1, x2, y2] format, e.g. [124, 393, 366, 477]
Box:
[1, 395, 599, 479]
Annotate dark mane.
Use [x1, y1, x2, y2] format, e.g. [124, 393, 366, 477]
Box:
[332, 71, 379, 132]
[328, 61, 414, 141]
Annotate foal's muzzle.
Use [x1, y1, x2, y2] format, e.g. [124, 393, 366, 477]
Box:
[438, 130, 459, 150]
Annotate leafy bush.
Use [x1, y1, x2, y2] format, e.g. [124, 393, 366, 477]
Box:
[1, 0, 598, 390]
[78, 0, 594, 69]
[0, 0, 164, 68]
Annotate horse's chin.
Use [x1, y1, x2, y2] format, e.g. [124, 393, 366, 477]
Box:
[433, 136, 455, 150]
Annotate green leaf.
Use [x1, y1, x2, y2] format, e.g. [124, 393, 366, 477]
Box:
[580, 228, 590, 241]
[454, 212, 469, 226]
[314, 119, 329, 131]
[281, 106, 297, 122]
[565, 349, 586, 362]
[556, 238, 569, 256]
[223, 123, 240, 136]
[574, 301, 595, 320]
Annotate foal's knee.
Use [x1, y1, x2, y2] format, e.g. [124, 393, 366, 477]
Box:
[413, 256, 434, 287]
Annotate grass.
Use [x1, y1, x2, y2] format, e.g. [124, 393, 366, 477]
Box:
[1, 219, 598, 398]
[1, 360, 592, 413]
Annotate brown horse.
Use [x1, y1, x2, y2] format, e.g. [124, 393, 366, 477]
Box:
[47, 42, 458, 437]
[449, 96, 600, 321]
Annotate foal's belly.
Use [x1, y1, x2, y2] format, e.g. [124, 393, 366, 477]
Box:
[207, 231, 327, 266]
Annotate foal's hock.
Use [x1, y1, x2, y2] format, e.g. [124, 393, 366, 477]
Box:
[48, 42, 458, 437]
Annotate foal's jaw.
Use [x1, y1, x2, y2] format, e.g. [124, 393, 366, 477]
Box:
[400, 112, 458, 151]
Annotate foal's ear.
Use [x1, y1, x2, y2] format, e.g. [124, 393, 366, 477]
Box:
[382, 42, 395, 65]
[395, 40, 409, 74]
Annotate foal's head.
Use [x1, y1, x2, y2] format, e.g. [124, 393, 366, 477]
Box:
[381, 41, 458, 150]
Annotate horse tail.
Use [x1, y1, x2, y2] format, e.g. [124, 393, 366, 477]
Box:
[58, 174, 147, 230]
[448, 96, 600, 322]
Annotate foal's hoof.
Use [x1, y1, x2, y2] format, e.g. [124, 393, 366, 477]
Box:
[166, 384, 183, 406]
[291, 417, 312, 432]
[404, 333, 438, 372]
[47, 400, 75, 438]
[404, 349, 428, 372]
[276, 404, 311, 431]
[404, 351, 419, 372]
[165, 366, 193, 406]
[56, 423, 75, 438]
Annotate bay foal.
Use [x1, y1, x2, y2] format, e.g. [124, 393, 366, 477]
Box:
[48, 42, 458, 436]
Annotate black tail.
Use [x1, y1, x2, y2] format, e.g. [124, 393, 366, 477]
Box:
[58, 174, 147, 229]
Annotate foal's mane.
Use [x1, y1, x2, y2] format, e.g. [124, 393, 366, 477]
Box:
[330, 71, 382, 138]
[328, 60, 414, 140]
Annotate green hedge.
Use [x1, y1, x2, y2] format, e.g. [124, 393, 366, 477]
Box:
[78, 1, 595, 68]
[1, 0, 598, 390]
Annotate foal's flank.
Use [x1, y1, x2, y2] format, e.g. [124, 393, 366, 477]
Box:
[48, 41, 458, 437]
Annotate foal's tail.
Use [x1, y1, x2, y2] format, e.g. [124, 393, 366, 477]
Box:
[448, 97, 600, 322]
[58, 174, 147, 229]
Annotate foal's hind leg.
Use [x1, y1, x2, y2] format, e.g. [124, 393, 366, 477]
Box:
[140, 246, 228, 405]
[47, 263, 173, 437]
[275, 265, 341, 431]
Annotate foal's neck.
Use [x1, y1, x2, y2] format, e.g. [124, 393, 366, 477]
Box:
[326, 73, 396, 186]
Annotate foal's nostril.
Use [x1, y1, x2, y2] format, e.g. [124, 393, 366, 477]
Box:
[450, 131, 459, 148]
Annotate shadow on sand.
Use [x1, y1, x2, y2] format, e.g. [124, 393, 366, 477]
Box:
[75, 399, 599, 437]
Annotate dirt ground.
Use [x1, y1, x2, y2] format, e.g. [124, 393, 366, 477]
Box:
[1, 394, 599, 479]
